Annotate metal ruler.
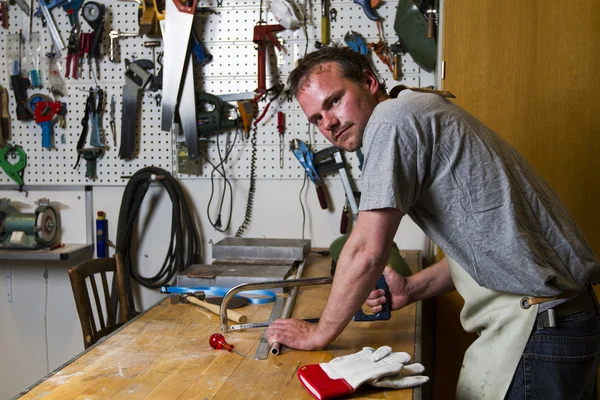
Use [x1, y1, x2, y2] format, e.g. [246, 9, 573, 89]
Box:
[254, 295, 286, 360]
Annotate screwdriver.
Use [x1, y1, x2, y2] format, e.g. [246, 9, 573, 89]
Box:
[209, 333, 251, 360]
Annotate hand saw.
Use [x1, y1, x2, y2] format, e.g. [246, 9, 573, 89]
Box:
[161, 0, 197, 132]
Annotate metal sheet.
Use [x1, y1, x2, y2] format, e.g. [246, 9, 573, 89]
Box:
[176, 263, 295, 292]
[212, 238, 311, 261]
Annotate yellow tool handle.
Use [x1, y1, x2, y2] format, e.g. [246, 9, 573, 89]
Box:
[321, 16, 330, 45]
[186, 296, 248, 324]
[393, 54, 400, 81]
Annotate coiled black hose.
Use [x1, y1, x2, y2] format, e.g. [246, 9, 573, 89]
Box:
[115, 166, 201, 314]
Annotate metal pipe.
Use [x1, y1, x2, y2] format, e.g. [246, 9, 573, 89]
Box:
[270, 259, 309, 355]
[219, 276, 333, 333]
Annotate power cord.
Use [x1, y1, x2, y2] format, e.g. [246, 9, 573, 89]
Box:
[201, 123, 240, 232]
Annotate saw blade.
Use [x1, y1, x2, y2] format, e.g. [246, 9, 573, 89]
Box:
[160, 0, 197, 132]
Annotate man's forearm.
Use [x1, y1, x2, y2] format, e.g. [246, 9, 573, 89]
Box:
[406, 257, 454, 302]
[312, 209, 404, 348]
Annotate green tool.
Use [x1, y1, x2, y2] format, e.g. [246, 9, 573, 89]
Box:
[394, 0, 437, 72]
[0, 144, 27, 186]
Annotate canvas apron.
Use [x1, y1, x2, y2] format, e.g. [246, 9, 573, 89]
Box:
[446, 256, 539, 400]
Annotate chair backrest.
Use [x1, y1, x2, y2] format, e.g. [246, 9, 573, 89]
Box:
[68, 254, 129, 349]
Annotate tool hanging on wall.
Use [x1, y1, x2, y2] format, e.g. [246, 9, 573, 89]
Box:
[277, 111, 285, 168]
[37, 0, 66, 56]
[109, 30, 139, 63]
[160, 0, 198, 134]
[319, 0, 329, 46]
[291, 139, 328, 209]
[65, 23, 80, 78]
[253, 23, 285, 94]
[109, 94, 117, 146]
[33, 100, 66, 149]
[81, 1, 106, 78]
[1, 1, 8, 29]
[394, 0, 437, 72]
[0, 86, 11, 142]
[78, 147, 103, 178]
[0, 144, 27, 188]
[119, 59, 153, 159]
[88, 87, 105, 148]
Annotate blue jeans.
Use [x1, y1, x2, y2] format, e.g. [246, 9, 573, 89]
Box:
[505, 299, 600, 400]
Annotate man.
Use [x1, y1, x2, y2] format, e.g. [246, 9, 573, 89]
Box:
[266, 46, 600, 399]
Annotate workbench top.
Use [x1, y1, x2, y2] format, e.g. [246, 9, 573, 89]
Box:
[15, 251, 426, 400]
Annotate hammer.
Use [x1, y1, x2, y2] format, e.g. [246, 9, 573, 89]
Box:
[170, 292, 248, 324]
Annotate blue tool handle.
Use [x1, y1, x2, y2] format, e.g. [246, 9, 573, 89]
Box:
[354, 275, 391, 321]
[40, 121, 53, 148]
[353, 0, 381, 21]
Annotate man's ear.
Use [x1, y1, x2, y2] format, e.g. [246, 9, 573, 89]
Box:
[363, 71, 380, 95]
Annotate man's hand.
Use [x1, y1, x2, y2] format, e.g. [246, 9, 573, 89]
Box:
[266, 318, 326, 351]
[366, 266, 412, 313]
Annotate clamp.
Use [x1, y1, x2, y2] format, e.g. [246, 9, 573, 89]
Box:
[119, 59, 153, 159]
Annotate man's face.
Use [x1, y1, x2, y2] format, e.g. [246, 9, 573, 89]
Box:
[297, 62, 380, 152]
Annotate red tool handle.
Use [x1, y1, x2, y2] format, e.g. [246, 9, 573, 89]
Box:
[209, 333, 234, 352]
[277, 111, 285, 134]
[340, 206, 349, 234]
[316, 185, 328, 209]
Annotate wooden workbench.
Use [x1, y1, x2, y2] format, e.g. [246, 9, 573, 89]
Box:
[15, 251, 427, 400]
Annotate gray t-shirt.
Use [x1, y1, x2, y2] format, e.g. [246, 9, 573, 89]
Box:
[359, 90, 599, 297]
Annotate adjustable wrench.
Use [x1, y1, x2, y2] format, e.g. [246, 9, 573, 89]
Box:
[119, 59, 153, 159]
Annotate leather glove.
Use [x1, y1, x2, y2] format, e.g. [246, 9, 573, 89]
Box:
[297, 346, 412, 400]
[370, 357, 430, 388]
[330, 347, 429, 389]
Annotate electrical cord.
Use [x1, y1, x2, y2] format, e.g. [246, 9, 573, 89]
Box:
[235, 85, 284, 237]
[201, 123, 240, 232]
[235, 122, 257, 237]
[116, 166, 201, 297]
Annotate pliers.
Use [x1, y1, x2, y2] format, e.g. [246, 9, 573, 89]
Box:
[65, 23, 80, 78]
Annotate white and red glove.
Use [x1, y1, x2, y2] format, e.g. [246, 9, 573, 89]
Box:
[269, 0, 303, 30]
[297, 346, 428, 400]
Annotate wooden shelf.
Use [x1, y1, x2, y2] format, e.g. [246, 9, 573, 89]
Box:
[0, 244, 94, 261]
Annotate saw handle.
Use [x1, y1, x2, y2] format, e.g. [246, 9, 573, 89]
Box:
[186, 296, 248, 324]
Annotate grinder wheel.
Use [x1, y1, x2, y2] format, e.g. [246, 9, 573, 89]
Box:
[35, 207, 58, 244]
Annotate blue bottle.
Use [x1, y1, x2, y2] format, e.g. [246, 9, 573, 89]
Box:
[96, 211, 108, 258]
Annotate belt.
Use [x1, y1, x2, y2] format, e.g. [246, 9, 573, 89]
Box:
[535, 290, 598, 328]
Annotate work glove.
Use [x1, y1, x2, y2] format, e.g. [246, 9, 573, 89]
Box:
[297, 346, 426, 400]
[269, 0, 303, 30]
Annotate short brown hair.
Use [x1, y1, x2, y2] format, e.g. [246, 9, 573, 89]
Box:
[288, 46, 387, 98]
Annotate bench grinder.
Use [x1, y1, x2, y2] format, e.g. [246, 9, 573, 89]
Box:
[0, 198, 59, 249]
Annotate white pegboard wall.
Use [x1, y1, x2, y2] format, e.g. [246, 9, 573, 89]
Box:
[0, 0, 434, 186]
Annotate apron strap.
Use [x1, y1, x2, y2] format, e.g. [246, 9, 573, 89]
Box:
[520, 290, 579, 309]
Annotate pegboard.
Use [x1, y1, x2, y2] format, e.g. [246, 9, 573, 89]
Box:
[0, 0, 434, 186]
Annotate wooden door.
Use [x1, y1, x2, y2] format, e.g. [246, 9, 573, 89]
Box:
[436, 1, 600, 398]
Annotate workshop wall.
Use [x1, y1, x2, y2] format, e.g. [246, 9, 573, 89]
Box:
[0, 0, 435, 398]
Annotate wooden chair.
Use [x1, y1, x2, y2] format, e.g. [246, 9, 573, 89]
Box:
[68, 254, 129, 349]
